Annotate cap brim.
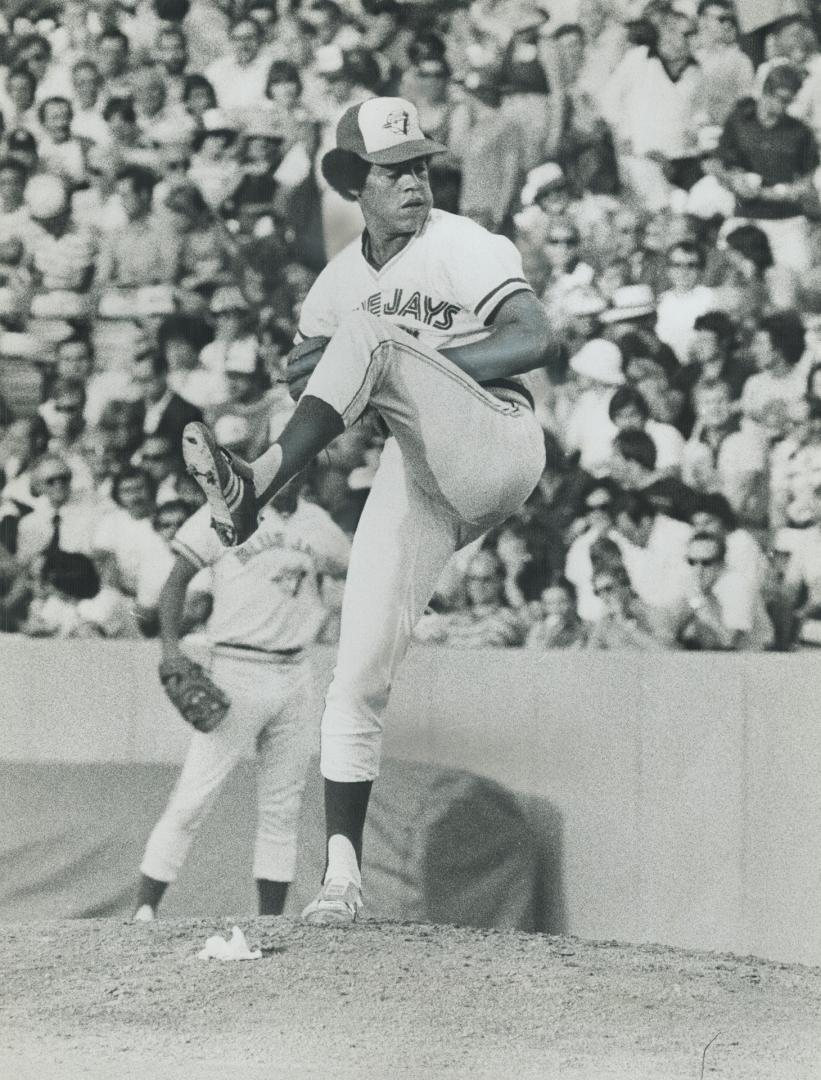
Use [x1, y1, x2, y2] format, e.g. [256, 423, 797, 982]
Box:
[598, 306, 656, 323]
[357, 138, 447, 165]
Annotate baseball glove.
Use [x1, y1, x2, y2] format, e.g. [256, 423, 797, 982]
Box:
[159, 655, 230, 733]
[286, 335, 331, 402]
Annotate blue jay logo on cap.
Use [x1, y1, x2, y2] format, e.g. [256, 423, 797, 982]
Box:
[383, 109, 410, 136]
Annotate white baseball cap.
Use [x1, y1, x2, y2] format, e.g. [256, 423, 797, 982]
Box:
[24, 174, 69, 220]
[332, 97, 446, 165]
[569, 339, 624, 386]
[214, 414, 250, 447]
[223, 338, 258, 374]
[598, 284, 656, 325]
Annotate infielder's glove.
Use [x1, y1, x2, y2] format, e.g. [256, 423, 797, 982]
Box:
[159, 655, 230, 733]
[286, 336, 331, 402]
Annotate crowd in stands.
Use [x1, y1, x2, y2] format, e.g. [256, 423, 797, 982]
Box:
[1, 0, 821, 651]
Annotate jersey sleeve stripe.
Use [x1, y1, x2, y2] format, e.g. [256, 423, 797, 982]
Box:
[474, 277, 531, 318]
[483, 286, 535, 326]
[170, 538, 208, 570]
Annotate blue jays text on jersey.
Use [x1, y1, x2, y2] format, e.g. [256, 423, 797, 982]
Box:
[359, 288, 460, 330]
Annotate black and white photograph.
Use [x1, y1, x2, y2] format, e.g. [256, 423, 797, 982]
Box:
[0, 0, 820, 1077]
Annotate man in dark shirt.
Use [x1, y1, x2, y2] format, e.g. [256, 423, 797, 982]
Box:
[717, 61, 819, 271]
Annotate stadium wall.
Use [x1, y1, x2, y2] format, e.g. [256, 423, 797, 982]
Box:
[2, 636, 819, 966]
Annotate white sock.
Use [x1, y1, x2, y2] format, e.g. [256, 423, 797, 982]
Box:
[325, 834, 361, 890]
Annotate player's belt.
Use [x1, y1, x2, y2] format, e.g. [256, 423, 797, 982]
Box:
[481, 379, 534, 410]
[214, 642, 304, 662]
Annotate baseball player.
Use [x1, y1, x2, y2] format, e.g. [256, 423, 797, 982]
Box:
[182, 96, 553, 925]
[133, 480, 350, 920]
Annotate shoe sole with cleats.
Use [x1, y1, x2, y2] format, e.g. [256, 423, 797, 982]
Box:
[182, 422, 256, 546]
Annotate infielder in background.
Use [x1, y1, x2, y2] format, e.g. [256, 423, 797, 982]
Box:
[133, 480, 350, 920]
[182, 96, 553, 924]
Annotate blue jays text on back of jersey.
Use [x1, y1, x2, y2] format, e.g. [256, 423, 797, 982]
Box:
[295, 208, 533, 353]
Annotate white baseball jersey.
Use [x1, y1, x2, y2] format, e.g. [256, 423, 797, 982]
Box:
[296, 208, 533, 355]
[172, 500, 351, 652]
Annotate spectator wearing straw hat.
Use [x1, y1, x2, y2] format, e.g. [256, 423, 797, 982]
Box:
[565, 337, 625, 473]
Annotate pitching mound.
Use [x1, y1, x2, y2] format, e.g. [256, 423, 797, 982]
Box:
[1, 918, 819, 1080]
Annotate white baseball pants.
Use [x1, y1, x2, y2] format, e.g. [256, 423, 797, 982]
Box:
[140, 650, 319, 884]
[302, 311, 546, 782]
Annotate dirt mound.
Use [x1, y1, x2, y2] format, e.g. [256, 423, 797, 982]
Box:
[1, 918, 819, 1080]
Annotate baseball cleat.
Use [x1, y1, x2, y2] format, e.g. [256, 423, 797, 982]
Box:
[301, 879, 362, 926]
[182, 422, 258, 546]
[133, 904, 156, 923]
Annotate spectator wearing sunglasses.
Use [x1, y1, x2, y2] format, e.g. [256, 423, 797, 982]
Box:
[15, 453, 103, 566]
[655, 241, 718, 364]
[673, 530, 773, 650]
[564, 477, 621, 621]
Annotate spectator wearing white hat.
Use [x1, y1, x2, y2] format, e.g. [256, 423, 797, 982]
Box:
[24, 173, 97, 296]
[599, 282, 683, 383]
[565, 337, 626, 472]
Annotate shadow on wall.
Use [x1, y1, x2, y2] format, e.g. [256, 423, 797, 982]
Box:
[0, 758, 566, 933]
[288, 757, 567, 934]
